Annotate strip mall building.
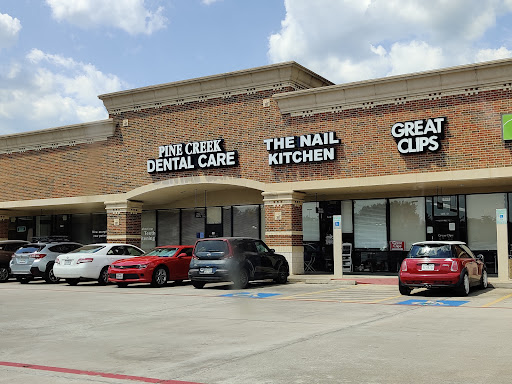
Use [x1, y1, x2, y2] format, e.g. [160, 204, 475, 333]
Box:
[2, 59, 512, 280]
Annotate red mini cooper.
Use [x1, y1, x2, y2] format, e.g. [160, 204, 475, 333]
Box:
[108, 245, 193, 288]
[399, 241, 488, 296]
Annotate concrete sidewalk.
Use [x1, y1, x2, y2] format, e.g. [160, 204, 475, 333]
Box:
[289, 273, 512, 288]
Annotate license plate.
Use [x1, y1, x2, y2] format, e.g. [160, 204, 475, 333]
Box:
[116, 273, 123, 280]
[421, 264, 435, 271]
[199, 268, 214, 274]
[64, 260, 72, 265]
[17, 259, 27, 264]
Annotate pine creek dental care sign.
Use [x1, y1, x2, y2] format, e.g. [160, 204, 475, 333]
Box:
[264, 132, 340, 165]
[147, 139, 238, 173]
[391, 117, 446, 154]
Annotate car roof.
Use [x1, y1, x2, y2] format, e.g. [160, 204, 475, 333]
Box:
[155, 245, 194, 248]
[412, 241, 466, 245]
[196, 237, 258, 241]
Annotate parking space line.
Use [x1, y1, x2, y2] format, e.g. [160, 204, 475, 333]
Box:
[481, 292, 512, 308]
[368, 294, 403, 303]
[277, 286, 354, 300]
[0, 361, 203, 384]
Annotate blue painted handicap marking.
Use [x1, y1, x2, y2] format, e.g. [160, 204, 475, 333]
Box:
[398, 299, 468, 307]
[220, 292, 281, 299]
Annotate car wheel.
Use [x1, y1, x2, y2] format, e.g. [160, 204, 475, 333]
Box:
[398, 280, 412, 295]
[192, 281, 205, 289]
[117, 283, 128, 288]
[44, 263, 60, 284]
[457, 273, 470, 296]
[151, 266, 168, 288]
[479, 269, 488, 290]
[0, 266, 9, 282]
[97, 267, 109, 285]
[66, 278, 79, 286]
[233, 268, 249, 289]
[274, 264, 288, 284]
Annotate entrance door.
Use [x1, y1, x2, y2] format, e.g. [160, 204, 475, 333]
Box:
[432, 196, 460, 241]
[206, 207, 223, 238]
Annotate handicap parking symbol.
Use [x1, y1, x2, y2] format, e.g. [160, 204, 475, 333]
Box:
[220, 292, 281, 299]
[398, 299, 468, 307]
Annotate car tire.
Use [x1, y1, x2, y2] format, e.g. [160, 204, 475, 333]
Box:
[398, 280, 411, 295]
[274, 264, 288, 284]
[97, 267, 109, 285]
[479, 269, 488, 290]
[44, 263, 60, 284]
[233, 268, 249, 289]
[151, 266, 168, 288]
[456, 273, 470, 296]
[117, 283, 128, 288]
[192, 281, 205, 289]
[66, 278, 79, 286]
[0, 265, 9, 282]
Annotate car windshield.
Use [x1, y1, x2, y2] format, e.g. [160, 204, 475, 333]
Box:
[15, 245, 44, 254]
[195, 240, 228, 255]
[145, 248, 178, 257]
[408, 244, 453, 258]
[69, 245, 105, 253]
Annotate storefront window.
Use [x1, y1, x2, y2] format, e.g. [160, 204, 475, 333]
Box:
[233, 205, 260, 238]
[157, 209, 180, 245]
[71, 214, 93, 244]
[467, 193, 506, 250]
[354, 199, 387, 249]
[303, 202, 320, 242]
[341, 200, 353, 234]
[141, 211, 157, 251]
[390, 197, 426, 250]
[182, 208, 205, 245]
[92, 213, 107, 243]
[223, 207, 232, 237]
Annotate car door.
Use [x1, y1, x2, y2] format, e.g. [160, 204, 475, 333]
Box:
[239, 240, 263, 279]
[454, 245, 478, 284]
[174, 247, 193, 279]
[254, 240, 276, 278]
[460, 244, 481, 284]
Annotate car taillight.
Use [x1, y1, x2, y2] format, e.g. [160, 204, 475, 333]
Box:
[77, 258, 94, 264]
[451, 260, 458, 272]
[30, 253, 46, 259]
[401, 260, 407, 271]
[55, 258, 60, 264]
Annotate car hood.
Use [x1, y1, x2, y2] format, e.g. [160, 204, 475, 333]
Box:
[111, 256, 161, 266]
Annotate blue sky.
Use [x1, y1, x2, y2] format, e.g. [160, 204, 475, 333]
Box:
[2, 0, 512, 134]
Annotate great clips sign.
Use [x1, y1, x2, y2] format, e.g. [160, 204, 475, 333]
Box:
[391, 117, 446, 154]
[147, 139, 238, 173]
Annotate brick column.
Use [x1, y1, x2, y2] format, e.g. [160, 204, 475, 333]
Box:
[262, 191, 305, 275]
[105, 201, 143, 248]
[0, 215, 9, 241]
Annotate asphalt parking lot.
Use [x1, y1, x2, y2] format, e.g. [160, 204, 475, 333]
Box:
[1, 279, 512, 384]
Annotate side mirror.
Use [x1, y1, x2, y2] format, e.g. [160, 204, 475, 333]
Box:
[269, 249, 275, 253]
[476, 254, 484, 261]
[177, 253, 187, 258]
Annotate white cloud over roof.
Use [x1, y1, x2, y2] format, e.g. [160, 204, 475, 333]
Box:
[268, 0, 512, 83]
[0, 12, 21, 49]
[45, 0, 167, 35]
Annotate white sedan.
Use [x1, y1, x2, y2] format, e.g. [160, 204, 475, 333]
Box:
[54, 243, 144, 285]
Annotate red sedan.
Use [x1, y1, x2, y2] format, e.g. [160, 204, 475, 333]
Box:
[399, 241, 488, 296]
[108, 245, 193, 288]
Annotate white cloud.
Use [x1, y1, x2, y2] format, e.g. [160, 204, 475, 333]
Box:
[268, 0, 512, 83]
[45, 0, 167, 35]
[202, 0, 223, 4]
[0, 49, 127, 134]
[0, 13, 21, 49]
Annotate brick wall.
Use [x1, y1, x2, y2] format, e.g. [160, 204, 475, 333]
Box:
[1, 88, 512, 201]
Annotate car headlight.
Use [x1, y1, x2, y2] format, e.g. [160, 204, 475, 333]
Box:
[135, 264, 148, 269]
